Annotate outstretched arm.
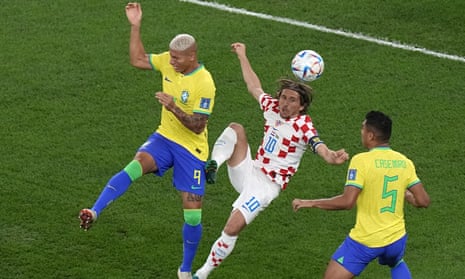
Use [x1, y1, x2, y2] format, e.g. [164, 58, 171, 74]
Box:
[126, 2, 151, 69]
[292, 186, 360, 211]
[315, 143, 349, 165]
[231, 42, 264, 102]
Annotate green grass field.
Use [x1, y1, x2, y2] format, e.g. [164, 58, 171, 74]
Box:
[2, 0, 465, 278]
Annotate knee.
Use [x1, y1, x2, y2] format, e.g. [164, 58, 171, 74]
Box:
[228, 122, 245, 140]
[133, 152, 156, 174]
[228, 122, 243, 131]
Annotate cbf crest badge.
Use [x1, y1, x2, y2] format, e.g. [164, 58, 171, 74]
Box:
[181, 90, 189, 103]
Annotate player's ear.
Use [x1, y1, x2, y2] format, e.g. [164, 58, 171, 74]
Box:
[189, 51, 196, 61]
[368, 130, 377, 141]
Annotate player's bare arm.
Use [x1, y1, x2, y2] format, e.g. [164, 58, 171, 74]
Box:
[405, 183, 430, 208]
[231, 42, 264, 101]
[315, 144, 349, 165]
[155, 92, 208, 134]
[126, 2, 151, 69]
[293, 186, 360, 212]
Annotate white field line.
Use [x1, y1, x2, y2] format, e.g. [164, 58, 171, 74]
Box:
[180, 0, 465, 63]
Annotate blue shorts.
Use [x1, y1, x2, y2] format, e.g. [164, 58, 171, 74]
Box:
[331, 234, 408, 276]
[138, 133, 206, 195]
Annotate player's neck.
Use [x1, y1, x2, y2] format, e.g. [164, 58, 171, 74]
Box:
[182, 62, 201, 75]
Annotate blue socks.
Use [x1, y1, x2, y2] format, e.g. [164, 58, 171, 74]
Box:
[180, 223, 203, 272]
[91, 160, 142, 215]
[90, 160, 202, 274]
[391, 259, 412, 279]
[91, 170, 132, 215]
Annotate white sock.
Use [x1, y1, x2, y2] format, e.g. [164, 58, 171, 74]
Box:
[211, 126, 237, 168]
[195, 231, 238, 278]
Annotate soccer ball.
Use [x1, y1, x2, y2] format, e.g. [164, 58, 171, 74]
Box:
[291, 50, 324, 82]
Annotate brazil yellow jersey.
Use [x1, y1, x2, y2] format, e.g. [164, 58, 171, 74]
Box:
[149, 52, 215, 161]
[346, 147, 421, 247]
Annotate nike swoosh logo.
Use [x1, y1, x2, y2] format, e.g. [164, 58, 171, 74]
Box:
[191, 185, 202, 190]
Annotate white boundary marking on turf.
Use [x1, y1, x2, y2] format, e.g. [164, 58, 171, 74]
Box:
[180, 0, 465, 63]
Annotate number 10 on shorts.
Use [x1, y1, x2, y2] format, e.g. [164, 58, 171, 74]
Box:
[242, 196, 261, 213]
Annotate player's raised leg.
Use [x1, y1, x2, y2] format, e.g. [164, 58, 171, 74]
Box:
[205, 125, 237, 184]
[79, 153, 150, 230]
[205, 123, 251, 185]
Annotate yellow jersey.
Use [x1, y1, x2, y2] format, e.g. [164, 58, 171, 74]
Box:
[149, 52, 215, 161]
[346, 147, 421, 247]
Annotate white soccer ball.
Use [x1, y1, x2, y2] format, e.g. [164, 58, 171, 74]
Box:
[291, 50, 324, 82]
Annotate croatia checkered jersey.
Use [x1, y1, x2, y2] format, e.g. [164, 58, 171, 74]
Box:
[255, 93, 323, 189]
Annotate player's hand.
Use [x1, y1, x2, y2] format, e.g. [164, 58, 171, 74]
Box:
[155, 92, 175, 111]
[126, 2, 142, 26]
[332, 149, 349, 164]
[404, 189, 420, 207]
[292, 199, 303, 212]
[293, 198, 316, 211]
[231, 42, 246, 57]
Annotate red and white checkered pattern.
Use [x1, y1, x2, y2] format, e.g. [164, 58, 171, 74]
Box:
[211, 240, 229, 266]
[255, 94, 320, 189]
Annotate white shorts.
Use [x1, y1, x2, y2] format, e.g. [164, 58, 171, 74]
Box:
[227, 147, 281, 224]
